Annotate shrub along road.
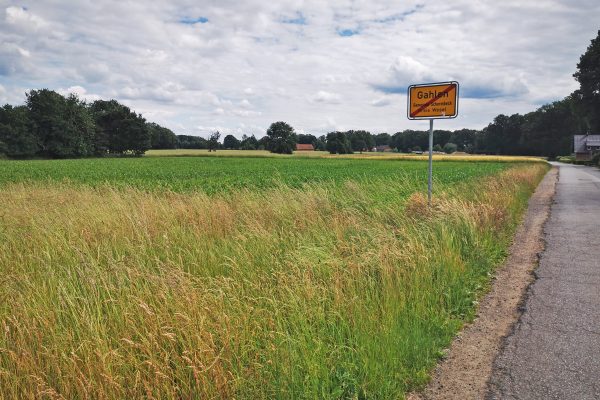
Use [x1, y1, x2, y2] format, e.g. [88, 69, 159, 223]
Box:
[488, 163, 600, 399]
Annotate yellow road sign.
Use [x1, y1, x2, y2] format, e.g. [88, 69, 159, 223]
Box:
[407, 81, 459, 119]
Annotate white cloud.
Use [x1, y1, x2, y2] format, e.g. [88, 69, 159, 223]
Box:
[239, 99, 252, 108]
[313, 90, 341, 104]
[5, 6, 48, 30]
[0, 0, 599, 137]
[58, 85, 102, 102]
[371, 97, 392, 107]
[231, 109, 262, 117]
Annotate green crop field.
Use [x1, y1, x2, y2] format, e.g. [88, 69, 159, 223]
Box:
[0, 157, 510, 193]
[0, 155, 549, 399]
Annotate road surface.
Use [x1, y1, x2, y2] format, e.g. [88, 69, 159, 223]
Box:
[488, 163, 600, 399]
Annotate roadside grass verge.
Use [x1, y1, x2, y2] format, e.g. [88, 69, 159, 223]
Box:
[0, 162, 548, 399]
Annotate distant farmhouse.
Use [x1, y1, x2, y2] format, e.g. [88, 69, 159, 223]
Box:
[574, 135, 600, 161]
[296, 143, 315, 151]
[375, 145, 392, 152]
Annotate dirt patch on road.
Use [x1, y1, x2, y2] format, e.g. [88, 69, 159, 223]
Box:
[409, 166, 558, 400]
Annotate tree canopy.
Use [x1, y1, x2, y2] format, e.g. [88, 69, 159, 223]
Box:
[326, 131, 353, 154]
[266, 121, 297, 154]
[90, 99, 150, 156]
[208, 131, 221, 152]
[574, 29, 600, 132]
[148, 123, 177, 150]
[223, 134, 241, 149]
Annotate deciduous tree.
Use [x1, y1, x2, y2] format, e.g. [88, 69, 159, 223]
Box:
[223, 134, 240, 149]
[574, 30, 600, 132]
[208, 131, 221, 152]
[266, 121, 297, 154]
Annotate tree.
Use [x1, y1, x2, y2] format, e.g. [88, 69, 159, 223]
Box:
[297, 134, 317, 145]
[0, 105, 39, 158]
[257, 135, 269, 150]
[393, 130, 429, 153]
[374, 132, 391, 146]
[223, 134, 240, 149]
[266, 121, 297, 154]
[326, 131, 353, 154]
[433, 144, 443, 152]
[208, 131, 221, 152]
[478, 114, 526, 155]
[27, 89, 96, 158]
[347, 130, 374, 152]
[449, 129, 477, 152]
[443, 142, 458, 154]
[176, 135, 207, 149]
[315, 135, 327, 151]
[148, 122, 177, 149]
[433, 130, 452, 148]
[90, 99, 150, 156]
[241, 134, 258, 150]
[573, 30, 600, 132]
[520, 96, 584, 157]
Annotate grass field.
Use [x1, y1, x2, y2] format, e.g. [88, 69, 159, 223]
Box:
[0, 157, 510, 193]
[0, 155, 549, 399]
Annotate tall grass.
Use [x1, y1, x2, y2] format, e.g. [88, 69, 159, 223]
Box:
[0, 163, 548, 399]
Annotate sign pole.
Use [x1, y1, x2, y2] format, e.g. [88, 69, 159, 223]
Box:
[406, 81, 459, 207]
[428, 118, 434, 205]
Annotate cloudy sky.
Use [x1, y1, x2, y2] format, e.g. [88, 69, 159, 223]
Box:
[1, 1, 599, 138]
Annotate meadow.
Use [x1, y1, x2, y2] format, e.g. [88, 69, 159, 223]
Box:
[0, 155, 549, 399]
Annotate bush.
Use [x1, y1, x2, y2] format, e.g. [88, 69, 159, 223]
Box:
[557, 155, 575, 164]
[443, 142, 458, 154]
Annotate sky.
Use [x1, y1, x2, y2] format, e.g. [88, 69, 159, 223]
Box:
[1, 1, 599, 139]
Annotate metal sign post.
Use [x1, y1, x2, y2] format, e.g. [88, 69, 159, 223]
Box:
[428, 118, 434, 204]
[407, 81, 459, 206]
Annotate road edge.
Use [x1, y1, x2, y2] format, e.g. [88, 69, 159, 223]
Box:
[408, 165, 559, 400]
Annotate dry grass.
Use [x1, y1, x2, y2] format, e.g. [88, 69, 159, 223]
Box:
[145, 149, 546, 163]
[0, 163, 548, 399]
[332, 153, 547, 163]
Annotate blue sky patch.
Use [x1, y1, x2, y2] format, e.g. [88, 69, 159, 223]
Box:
[337, 28, 359, 37]
[376, 4, 424, 24]
[281, 12, 306, 25]
[180, 16, 208, 25]
[372, 82, 526, 99]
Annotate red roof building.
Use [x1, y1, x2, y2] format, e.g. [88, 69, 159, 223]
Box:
[296, 143, 315, 151]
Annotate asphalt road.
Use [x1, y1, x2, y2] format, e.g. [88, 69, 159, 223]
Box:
[487, 163, 600, 399]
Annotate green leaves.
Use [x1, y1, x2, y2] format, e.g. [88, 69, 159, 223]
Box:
[266, 121, 297, 154]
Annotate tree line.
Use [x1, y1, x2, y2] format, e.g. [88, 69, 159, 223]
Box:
[0, 90, 584, 159]
[0, 89, 158, 158]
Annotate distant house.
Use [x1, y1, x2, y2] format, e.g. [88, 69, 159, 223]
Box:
[574, 135, 600, 161]
[376, 145, 392, 152]
[296, 143, 315, 151]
